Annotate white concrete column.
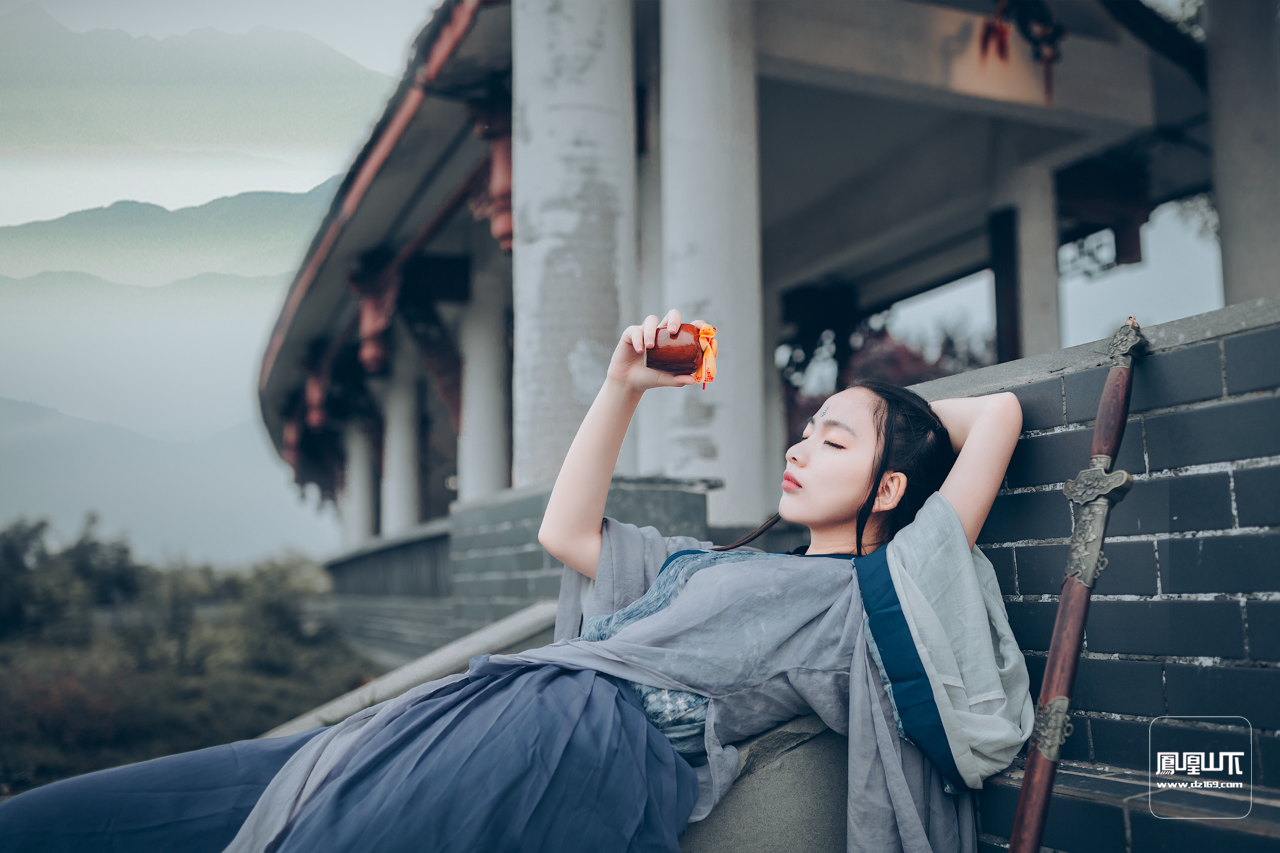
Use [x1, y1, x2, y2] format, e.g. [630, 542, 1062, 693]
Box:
[635, 56, 668, 476]
[660, 0, 770, 525]
[510, 0, 637, 486]
[379, 320, 420, 536]
[994, 156, 1061, 357]
[760, 283, 788, 503]
[338, 420, 376, 547]
[1205, 0, 1280, 304]
[457, 223, 512, 502]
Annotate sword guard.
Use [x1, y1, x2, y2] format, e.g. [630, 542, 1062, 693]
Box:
[1063, 466, 1133, 505]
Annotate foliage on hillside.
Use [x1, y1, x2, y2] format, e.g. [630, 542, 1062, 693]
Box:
[0, 516, 374, 797]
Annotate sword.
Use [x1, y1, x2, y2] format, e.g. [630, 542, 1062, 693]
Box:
[1009, 317, 1148, 853]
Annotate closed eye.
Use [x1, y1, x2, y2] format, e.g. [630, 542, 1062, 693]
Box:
[824, 440, 845, 449]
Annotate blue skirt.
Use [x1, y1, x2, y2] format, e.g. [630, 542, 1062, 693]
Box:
[0, 661, 701, 853]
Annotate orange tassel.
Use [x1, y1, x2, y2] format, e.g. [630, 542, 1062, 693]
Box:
[693, 325, 717, 388]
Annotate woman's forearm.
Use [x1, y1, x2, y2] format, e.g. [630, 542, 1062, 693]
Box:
[537, 310, 699, 577]
[538, 379, 642, 577]
[929, 395, 1009, 453]
[932, 392, 1023, 548]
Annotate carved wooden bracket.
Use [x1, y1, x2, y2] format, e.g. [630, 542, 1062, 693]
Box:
[282, 416, 302, 472]
[348, 269, 402, 375]
[304, 368, 329, 430]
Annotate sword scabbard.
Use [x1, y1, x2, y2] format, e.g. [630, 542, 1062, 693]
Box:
[1010, 318, 1149, 853]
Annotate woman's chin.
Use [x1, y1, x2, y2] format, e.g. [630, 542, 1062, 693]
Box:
[776, 494, 807, 525]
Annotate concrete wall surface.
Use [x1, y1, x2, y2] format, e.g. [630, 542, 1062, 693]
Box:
[680, 716, 846, 853]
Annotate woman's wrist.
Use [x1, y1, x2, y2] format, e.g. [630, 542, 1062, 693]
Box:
[930, 393, 1022, 454]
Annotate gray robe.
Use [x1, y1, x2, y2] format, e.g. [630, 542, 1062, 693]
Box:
[226, 493, 1030, 853]
[532, 491, 1032, 851]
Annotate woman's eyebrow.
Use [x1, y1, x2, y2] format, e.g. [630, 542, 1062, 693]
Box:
[805, 416, 856, 435]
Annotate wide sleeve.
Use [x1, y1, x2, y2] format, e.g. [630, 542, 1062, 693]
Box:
[883, 491, 1034, 786]
[553, 517, 712, 641]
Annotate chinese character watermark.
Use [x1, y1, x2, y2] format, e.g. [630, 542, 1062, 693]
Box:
[1148, 716, 1252, 819]
[1154, 751, 1246, 776]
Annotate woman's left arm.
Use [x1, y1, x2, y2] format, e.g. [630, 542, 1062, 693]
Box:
[931, 392, 1023, 549]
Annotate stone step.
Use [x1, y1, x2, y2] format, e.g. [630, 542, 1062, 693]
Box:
[979, 762, 1280, 853]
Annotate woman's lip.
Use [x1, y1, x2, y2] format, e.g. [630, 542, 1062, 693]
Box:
[782, 473, 801, 491]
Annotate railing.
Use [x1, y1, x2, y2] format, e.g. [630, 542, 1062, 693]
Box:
[262, 600, 559, 738]
[326, 517, 452, 597]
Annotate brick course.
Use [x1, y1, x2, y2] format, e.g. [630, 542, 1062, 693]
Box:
[948, 315, 1280, 809]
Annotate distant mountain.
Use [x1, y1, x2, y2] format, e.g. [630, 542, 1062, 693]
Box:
[0, 178, 337, 284]
[0, 271, 290, 442]
[0, 5, 395, 153]
[0, 398, 341, 566]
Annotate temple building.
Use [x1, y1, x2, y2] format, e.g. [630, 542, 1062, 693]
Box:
[261, 0, 1276, 541]
[258, 0, 1278, 650]
[258, 2, 1280, 847]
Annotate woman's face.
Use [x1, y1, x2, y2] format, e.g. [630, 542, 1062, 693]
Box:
[778, 387, 883, 533]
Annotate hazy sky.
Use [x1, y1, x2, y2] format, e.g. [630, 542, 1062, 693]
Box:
[0, 0, 440, 75]
[0, 1, 442, 224]
[0, 0, 1225, 564]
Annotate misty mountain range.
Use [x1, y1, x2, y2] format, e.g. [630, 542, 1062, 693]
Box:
[1, 4, 394, 153]
[0, 177, 339, 284]
[0, 398, 339, 566]
[0, 268, 290, 437]
[0, 5, 373, 561]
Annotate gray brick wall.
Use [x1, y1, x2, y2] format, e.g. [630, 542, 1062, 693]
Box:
[448, 476, 721, 608]
[915, 311, 1280, 788]
[323, 478, 723, 666]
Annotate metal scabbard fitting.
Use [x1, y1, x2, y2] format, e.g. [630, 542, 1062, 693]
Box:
[1107, 318, 1148, 367]
[1031, 695, 1074, 762]
[1063, 458, 1133, 588]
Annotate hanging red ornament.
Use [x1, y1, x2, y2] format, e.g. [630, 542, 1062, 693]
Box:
[981, 1, 1011, 62]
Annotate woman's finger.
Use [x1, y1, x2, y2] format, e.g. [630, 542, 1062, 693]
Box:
[661, 308, 682, 336]
[642, 314, 661, 349]
[623, 324, 644, 353]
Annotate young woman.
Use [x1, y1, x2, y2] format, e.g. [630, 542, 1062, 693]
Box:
[0, 309, 1033, 853]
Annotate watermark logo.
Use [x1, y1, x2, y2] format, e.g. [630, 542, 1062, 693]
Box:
[1148, 716, 1252, 819]
[1154, 750, 1245, 776]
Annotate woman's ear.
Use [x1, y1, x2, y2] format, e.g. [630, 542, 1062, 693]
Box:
[873, 471, 907, 513]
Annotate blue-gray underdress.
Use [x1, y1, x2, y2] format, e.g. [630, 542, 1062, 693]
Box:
[0, 658, 699, 853]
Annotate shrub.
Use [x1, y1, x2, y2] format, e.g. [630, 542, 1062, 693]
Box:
[0, 518, 375, 796]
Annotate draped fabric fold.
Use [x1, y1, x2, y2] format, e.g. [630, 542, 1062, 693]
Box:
[219, 491, 1025, 853]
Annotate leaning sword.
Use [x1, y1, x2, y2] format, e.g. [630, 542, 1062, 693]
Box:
[1008, 317, 1148, 853]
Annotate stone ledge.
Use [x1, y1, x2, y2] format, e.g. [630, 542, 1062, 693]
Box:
[732, 713, 831, 781]
[911, 295, 1280, 401]
[260, 600, 558, 738]
[983, 762, 1280, 843]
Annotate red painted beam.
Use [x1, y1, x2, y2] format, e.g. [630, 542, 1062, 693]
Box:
[258, 0, 489, 397]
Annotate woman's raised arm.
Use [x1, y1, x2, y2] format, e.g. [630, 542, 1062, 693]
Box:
[932, 392, 1023, 550]
[538, 310, 699, 578]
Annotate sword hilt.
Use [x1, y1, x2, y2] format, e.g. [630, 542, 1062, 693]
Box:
[1090, 317, 1147, 465]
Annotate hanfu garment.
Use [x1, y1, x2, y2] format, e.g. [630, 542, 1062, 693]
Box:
[0, 663, 698, 853]
[231, 491, 1032, 853]
[0, 490, 1033, 853]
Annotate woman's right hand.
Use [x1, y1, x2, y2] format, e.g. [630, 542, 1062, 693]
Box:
[607, 309, 703, 392]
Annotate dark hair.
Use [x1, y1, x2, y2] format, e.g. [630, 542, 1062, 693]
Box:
[712, 379, 957, 555]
